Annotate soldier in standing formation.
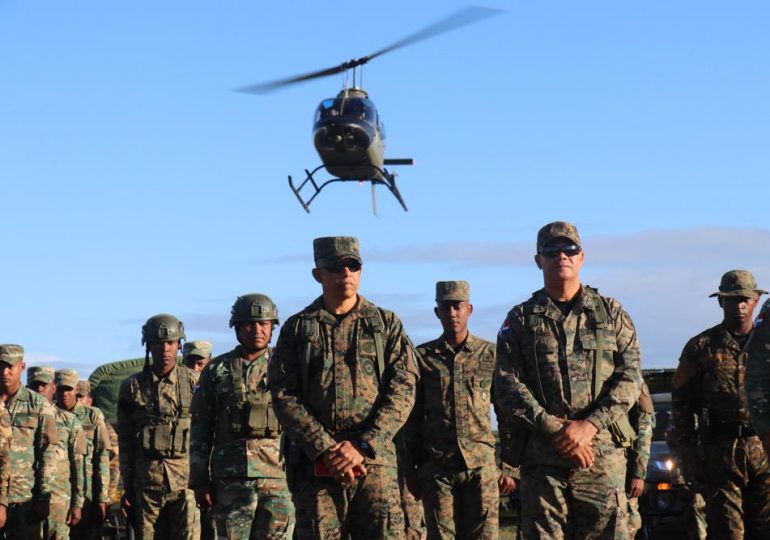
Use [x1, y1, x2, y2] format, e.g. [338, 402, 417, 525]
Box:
[625, 382, 655, 538]
[183, 341, 213, 373]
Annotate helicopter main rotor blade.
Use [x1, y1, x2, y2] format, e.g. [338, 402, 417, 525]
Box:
[236, 5, 504, 95]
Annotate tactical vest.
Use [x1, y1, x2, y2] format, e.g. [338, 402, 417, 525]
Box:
[135, 367, 194, 458]
[524, 287, 636, 447]
[216, 352, 281, 441]
[298, 307, 385, 396]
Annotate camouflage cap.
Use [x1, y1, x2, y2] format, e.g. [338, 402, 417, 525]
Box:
[0, 344, 24, 366]
[54, 368, 79, 389]
[435, 280, 470, 302]
[537, 221, 581, 252]
[182, 340, 212, 360]
[709, 269, 768, 299]
[76, 380, 91, 397]
[313, 236, 362, 268]
[27, 366, 55, 384]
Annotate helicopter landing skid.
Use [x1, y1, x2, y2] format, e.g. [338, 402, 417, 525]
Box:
[288, 164, 408, 214]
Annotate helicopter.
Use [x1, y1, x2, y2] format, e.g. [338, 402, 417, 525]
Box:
[238, 6, 503, 214]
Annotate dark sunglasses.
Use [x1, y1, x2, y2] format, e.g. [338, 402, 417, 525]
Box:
[325, 261, 362, 274]
[539, 244, 581, 258]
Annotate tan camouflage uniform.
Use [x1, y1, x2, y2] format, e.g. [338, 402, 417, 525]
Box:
[626, 382, 654, 538]
[190, 345, 294, 540]
[269, 237, 418, 540]
[0, 400, 11, 513]
[118, 364, 199, 539]
[671, 271, 770, 540]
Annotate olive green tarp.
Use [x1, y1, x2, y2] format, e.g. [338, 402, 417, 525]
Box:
[89, 358, 146, 424]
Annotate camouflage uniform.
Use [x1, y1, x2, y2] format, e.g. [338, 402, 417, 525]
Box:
[105, 423, 120, 504]
[118, 363, 199, 539]
[269, 236, 419, 540]
[190, 346, 294, 539]
[671, 271, 770, 540]
[55, 369, 111, 540]
[494, 223, 642, 540]
[626, 382, 654, 538]
[0, 400, 11, 513]
[1, 345, 60, 540]
[30, 367, 88, 540]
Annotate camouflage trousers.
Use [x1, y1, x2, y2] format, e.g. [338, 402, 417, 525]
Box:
[418, 461, 499, 540]
[213, 477, 294, 540]
[520, 445, 629, 540]
[44, 501, 74, 540]
[682, 489, 707, 540]
[1, 500, 44, 540]
[702, 436, 770, 540]
[626, 497, 641, 539]
[294, 464, 405, 540]
[398, 471, 425, 540]
[132, 488, 198, 540]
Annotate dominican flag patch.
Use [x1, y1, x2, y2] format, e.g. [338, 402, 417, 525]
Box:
[498, 319, 511, 337]
[755, 313, 766, 329]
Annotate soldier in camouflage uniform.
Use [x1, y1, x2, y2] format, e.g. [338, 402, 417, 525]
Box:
[748, 297, 770, 463]
[183, 340, 213, 373]
[28, 367, 87, 540]
[670, 270, 770, 539]
[626, 382, 654, 538]
[0, 344, 59, 540]
[190, 294, 293, 539]
[494, 222, 643, 540]
[55, 369, 111, 540]
[269, 236, 419, 539]
[117, 314, 199, 539]
[0, 398, 10, 531]
[406, 281, 516, 539]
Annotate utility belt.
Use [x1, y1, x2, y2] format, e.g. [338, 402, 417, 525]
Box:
[218, 401, 281, 440]
[706, 421, 756, 440]
[140, 417, 190, 458]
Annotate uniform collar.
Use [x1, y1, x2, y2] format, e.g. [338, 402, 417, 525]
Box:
[306, 295, 375, 325]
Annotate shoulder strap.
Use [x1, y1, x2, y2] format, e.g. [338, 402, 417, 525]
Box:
[524, 301, 548, 406]
[230, 355, 245, 406]
[299, 315, 320, 396]
[177, 368, 193, 418]
[362, 308, 386, 384]
[586, 287, 609, 399]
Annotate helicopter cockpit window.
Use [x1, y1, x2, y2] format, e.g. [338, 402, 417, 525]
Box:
[314, 98, 377, 126]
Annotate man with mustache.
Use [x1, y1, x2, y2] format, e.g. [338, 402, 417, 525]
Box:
[671, 270, 770, 539]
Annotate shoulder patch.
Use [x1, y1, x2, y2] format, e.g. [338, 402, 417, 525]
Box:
[498, 318, 511, 337]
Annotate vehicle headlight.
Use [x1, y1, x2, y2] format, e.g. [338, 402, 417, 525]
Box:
[652, 458, 675, 472]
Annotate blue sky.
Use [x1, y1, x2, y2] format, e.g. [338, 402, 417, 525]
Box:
[1, 1, 769, 377]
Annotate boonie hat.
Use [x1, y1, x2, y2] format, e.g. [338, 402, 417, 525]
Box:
[709, 270, 767, 299]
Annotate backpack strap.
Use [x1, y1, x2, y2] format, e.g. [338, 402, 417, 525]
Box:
[177, 367, 193, 419]
[524, 299, 548, 406]
[361, 308, 386, 384]
[585, 287, 609, 399]
[299, 315, 320, 396]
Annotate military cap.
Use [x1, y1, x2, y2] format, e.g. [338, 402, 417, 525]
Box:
[27, 366, 55, 384]
[76, 380, 91, 396]
[313, 236, 362, 269]
[435, 280, 470, 302]
[182, 340, 212, 360]
[709, 270, 768, 299]
[537, 221, 582, 252]
[0, 344, 24, 366]
[55, 368, 79, 389]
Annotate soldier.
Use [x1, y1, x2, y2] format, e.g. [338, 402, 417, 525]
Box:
[117, 314, 199, 539]
[182, 340, 213, 373]
[0, 345, 59, 539]
[28, 366, 86, 540]
[269, 236, 419, 539]
[748, 297, 770, 456]
[670, 270, 770, 539]
[407, 280, 515, 539]
[55, 369, 111, 540]
[0, 399, 10, 531]
[190, 294, 293, 539]
[494, 222, 642, 540]
[76, 381, 92, 407]
[626, 382, 654, 538]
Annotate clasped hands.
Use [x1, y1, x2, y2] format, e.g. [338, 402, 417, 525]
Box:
[551, 418, 598, 469]
[323, 440, 367, 483]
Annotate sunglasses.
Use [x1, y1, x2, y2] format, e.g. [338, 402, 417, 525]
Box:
[539, 244, 582, 258]
[325, 261, 362, 274]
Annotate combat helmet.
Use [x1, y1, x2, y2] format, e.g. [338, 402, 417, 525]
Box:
[229, 294, 279, 328]
[141, 314, 186, 346]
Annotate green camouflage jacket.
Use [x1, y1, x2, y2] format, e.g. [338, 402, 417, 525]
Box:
[51, 407, 87, 509]
[269, 295, 419, 466]
[7, 386, 59, 504]
[71, 403, 111, 504]
[494, 287, 642, 467]
[409, 333, 498, 470]
[0, 401, 12, 507]
[190, 346, 284, 487]
[118, 365, 197, 493]
[627, 383, 655, 480]
[747, 298, 770, 437]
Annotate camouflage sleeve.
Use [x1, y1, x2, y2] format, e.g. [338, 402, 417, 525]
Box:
[628, 409, 655, 479]
[669, 337, 702, 463]
[92, 408, 111, 504]
[584, 299, 643, 432]
[357, 313, 419, 459]
[106, 424, 120, 503]
[397, 371, 424, 473]
[69, 418, 87, 509]
[189, 363, 215, 488]
[747, 300, 770, 436]
[36, 400, 59, 502]
[494, 307, 564, 436]
[269, 319, 341, 460]
[117, 377, 135, 491]
[0, 407, 10, 507]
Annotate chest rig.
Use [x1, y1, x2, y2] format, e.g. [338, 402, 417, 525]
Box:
[136, 367, 193, 458]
